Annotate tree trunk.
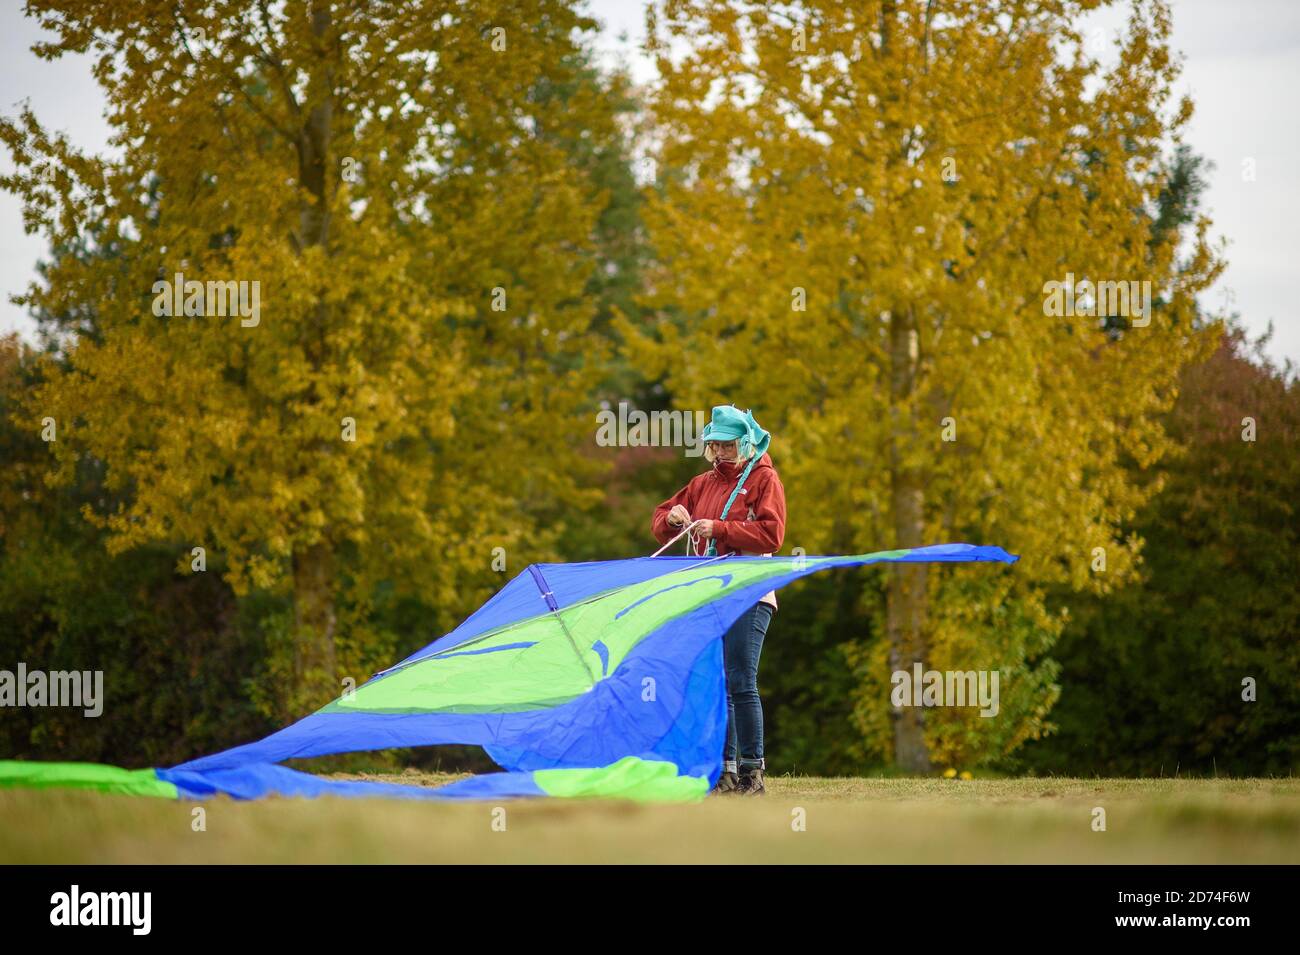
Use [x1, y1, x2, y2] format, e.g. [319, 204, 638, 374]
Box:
[887, 306, 932, 773]
[289, 1, 338, 706]
[292, 540, 338, 704]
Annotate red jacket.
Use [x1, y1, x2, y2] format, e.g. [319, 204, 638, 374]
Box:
[652, 453, 787, 558]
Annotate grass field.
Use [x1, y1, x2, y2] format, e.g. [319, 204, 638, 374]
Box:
[2, 774, 1297, 864]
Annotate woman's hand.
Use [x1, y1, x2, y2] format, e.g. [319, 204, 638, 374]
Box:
[694, 519, 715, 539]
[667, 504, 692, 527]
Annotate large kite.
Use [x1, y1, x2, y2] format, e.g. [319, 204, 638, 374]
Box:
[0, 544, 1016, 802]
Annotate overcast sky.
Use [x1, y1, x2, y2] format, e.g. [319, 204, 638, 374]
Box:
[2, 0, 1296, 366]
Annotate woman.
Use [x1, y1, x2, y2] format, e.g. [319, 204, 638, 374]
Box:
[651, 405, 787, 796]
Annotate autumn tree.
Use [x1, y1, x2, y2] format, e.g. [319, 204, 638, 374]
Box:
[1025, 326, 1300, 775]
[2, 0, 622, 714]
[629, 0, 1223, 769]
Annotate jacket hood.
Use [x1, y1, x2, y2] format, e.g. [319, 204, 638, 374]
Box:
[712, 452, 774, 481]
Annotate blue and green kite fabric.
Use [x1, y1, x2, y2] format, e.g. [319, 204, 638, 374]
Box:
[0, 544, 1017, 802]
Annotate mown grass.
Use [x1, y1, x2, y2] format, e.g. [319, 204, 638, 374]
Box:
[2, 774, 1297, 864]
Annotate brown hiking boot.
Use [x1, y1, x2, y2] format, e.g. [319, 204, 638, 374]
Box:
[710, 771, 741, 795]
[737, 766, 766, 796]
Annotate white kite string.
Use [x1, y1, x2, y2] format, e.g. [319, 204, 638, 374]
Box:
[651, 518, 707, 558]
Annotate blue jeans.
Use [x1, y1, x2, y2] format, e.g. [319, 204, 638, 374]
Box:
[723, 601, 773, 770]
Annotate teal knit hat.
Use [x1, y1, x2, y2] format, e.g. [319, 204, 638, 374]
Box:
[701, 405, 771, 459]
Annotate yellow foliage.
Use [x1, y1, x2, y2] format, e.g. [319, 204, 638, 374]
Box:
[634, 0, 1223, 765]
[2, 1, 615, 708]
